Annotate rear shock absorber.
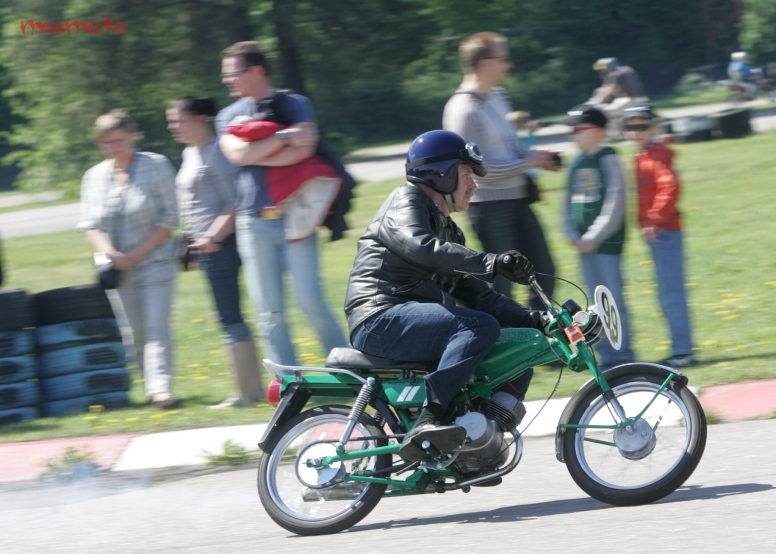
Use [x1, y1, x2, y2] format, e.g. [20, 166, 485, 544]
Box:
[339, 377, 375, 446]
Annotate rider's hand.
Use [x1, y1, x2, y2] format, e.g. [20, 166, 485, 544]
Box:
[494, 250, 534, 285]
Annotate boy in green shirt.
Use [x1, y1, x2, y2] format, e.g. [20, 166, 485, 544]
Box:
[561, 105, 635, 368]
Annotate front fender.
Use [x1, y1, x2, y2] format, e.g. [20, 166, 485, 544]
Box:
[554, 363, 688, 463]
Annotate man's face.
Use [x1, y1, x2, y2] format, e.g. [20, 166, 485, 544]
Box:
[483, 44, 512, 85]
[99, 129, 135, 161]
[452, 164, 478, 212]
[221, 57, 255, 98]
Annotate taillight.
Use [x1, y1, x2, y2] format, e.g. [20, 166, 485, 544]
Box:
[267, 378, 283, 407]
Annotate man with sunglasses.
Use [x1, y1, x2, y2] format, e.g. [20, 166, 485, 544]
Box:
[345, 129, 552, 462]
[216, 41, 348, 369]
[443, 32, 560, 311]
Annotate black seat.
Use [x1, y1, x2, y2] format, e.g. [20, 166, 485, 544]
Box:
[325, 348, 436, 373]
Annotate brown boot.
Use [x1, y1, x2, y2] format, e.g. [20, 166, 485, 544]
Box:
[211, 340, 265, 408]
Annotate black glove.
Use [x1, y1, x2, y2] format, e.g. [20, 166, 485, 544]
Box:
[494, 250, 534, 285]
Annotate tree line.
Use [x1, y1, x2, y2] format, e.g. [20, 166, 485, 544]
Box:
[1, 0, 774, 194]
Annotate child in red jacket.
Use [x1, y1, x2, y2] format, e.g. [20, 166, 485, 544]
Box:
[623, 105, 694, 368]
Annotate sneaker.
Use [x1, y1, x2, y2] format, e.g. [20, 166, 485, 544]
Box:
[659, 354, 696, 368]
[208, 397, 254, 409]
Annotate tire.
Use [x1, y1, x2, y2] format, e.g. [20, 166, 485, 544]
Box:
[0, 381, 41, 410]
[35, 285, 115, 326]
[712, 107, 751, 138]
[35, 318, 121, 352]
[0, 329, 36, 357]
[38, 342, 126, 378]
[562, 369, 706, 506]
[0, 356, 40, 384]
[41, 367, 130, 402]
[42, 391, 129, 417]
[0, 406, 41, 426]
[258, 405, 390, 536]
[0, 289, 35, 331]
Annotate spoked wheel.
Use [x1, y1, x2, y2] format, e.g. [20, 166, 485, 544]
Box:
[258, 405, 390, 535]
[562, 369, 706, 506]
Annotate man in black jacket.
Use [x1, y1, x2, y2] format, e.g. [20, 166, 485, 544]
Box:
[344, 130, 547, 461]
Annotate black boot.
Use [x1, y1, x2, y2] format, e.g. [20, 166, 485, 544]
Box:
[399, 403, 467, 462]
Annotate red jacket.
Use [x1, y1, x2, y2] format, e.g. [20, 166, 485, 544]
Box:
[228, 120, 339, 205]
[634, 142, 682, 231]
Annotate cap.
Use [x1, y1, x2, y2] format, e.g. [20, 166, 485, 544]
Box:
[560, 105, 608, 128]
[622, 104, 659, 123]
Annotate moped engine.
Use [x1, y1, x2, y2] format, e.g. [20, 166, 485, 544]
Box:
[452, 392, 527, 474]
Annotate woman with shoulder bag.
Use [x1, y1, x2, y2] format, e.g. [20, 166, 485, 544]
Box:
[78, 109, 181, 409]
[166, 96, 265, 408]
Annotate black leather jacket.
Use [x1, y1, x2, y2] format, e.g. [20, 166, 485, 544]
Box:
[344, 183, 545, 337]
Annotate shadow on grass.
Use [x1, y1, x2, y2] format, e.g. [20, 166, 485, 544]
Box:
[693, 350, 776, 367]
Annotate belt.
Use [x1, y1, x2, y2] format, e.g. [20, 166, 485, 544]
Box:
[255, 208, 283, 220]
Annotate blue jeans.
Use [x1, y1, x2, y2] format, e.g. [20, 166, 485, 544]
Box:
[198, 233, 252, 344]
[236, 215, 347, 365]
[648, 230, 693, 356]
[351, 302, 501, 409]
[468, 199, 556, 309]
[580, 253, 635, 366]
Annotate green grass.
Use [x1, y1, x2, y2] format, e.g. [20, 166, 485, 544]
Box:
[1, 130, 775, 442]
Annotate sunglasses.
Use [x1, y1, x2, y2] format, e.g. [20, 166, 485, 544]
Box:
[623, 123, 652, 132]
[571, 125, 598, 134]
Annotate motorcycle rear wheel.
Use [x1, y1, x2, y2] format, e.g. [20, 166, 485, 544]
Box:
[258, 405, 390, 535]
[562, 370, 706, 506]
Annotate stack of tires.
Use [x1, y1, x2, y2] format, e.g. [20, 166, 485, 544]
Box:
[711, 108, 751, 139]
[35, 285, 131, 417]
[0, 289, 41, 425]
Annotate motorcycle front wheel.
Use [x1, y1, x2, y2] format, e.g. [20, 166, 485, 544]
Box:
[562, 369, 706, 506]
[258, 405, 390, 536]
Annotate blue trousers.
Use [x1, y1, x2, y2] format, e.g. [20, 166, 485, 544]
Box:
[351, 302, 501, 409]
[648, 230, 693, 356]
[580, 253, 635, 366]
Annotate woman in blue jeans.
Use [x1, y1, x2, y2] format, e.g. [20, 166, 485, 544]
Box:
[167, 97, 265, 408]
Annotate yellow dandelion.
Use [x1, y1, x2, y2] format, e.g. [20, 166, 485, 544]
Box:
[209, 350, 222, 355]
[193, 376, 209, 380]
[125, 417, 139, 422]
[703, 339, 718, 345]
[94, 425, 107, 429]
[83, 415, 98, 421]
[191, 318, 205, 323]
[766, 282, 776, 287]
[722, 315, 740, 320]
[89, 405, 104, 413]
[186, 363, 200, 368]
[107, 418, 120, 423]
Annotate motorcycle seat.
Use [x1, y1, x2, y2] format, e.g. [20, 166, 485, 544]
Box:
[325, 347, 436, 373]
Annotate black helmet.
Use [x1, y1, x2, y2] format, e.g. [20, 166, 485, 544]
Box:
[405, 130, 486, 194]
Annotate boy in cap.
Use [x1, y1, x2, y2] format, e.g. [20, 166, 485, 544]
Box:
[561, 105, 635, 368]
[623, 105, 695, 368]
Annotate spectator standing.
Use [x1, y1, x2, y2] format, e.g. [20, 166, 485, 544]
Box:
[561, 105, 635, 368]
[622, 105, 694, 368]
[79, 109, 180, 408]
[443, 32, 559, 310]
[216, 42, 347, 366]
[166, 96, 266, 407]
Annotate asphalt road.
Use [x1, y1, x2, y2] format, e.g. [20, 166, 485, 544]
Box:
[1, 419, 774, 553]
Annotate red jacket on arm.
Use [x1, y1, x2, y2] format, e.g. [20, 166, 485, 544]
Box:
[635, 142, 682, 231]
[227, 120, 339, 205]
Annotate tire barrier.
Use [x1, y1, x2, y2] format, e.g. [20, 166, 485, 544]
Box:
[0, 289, 41, 427]
[35, 284, 115, 327]
[41, 367, 130, 402]
[38, 341, 126, 379]
[35, 318, 122, 352]
[711, 108, 751, 139]
[1, 286, 136, 425]
[42, 391, 129, 418]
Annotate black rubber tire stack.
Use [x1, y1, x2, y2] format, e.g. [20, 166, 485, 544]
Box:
[0, 289, 42, 426]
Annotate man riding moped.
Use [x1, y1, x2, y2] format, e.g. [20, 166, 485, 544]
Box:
[344, 130, 593, 462]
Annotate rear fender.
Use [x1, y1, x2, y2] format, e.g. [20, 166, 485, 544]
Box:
[554, 363, 688, 463]
[258, 383, 311, 451]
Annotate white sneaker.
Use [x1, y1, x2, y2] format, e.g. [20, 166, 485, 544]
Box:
[660, 354, 696, 368]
